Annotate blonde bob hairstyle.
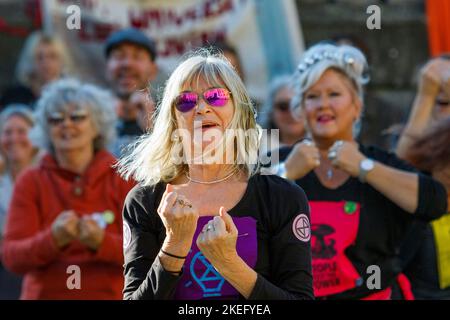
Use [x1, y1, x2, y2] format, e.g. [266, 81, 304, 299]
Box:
[118, 51, 261, 186]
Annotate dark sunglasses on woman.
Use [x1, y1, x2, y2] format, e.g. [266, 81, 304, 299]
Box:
[47, 110, 89, 126]
[274, 101, 291, 112]
[436, 99, 450, 108]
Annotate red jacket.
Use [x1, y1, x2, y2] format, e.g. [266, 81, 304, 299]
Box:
[2, 150, 135, 300]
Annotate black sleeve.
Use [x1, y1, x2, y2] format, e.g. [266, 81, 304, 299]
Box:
[249, 178, 314, 300]
[415, 174, 448, 221]
[122, 185, 182, 300]
[365, 146, 448, 222]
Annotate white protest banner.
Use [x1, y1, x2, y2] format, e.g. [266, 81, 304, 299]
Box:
[43, 0, 304, 103]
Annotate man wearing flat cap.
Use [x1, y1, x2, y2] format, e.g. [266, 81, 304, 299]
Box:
[105, 28, 159, 156]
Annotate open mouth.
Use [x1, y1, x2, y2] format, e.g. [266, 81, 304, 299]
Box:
[119, 76, 137, 83]
[317, 114, 336, 124]
[61, 132, 77, 140]
[201, 123, 219, 130]
[118, 71, 138, 83]
[194, 120, 221, 131]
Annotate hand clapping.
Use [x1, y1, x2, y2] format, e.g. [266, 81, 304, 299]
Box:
[51, 210, 106, 250]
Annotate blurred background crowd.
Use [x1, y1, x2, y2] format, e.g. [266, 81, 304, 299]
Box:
[0, 0, 449, 300]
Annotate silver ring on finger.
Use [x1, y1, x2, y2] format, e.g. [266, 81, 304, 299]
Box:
[209, 221, 217, 231]
[328, 150, 337, 160]
[335, 140, 344, 148]
[303, 139, 313, 146]
[177, 199, 192, 208]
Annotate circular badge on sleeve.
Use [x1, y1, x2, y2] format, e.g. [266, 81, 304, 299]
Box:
[292, 214, 311, 242]
[123, 222, 131, 249]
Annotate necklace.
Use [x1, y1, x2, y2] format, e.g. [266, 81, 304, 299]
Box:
[319, 155, 333, 180]
[185, 170, 237, 185]
[327, 168, 333, 180]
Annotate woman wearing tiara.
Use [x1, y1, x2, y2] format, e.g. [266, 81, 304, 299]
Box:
[273, 43, 448, 300]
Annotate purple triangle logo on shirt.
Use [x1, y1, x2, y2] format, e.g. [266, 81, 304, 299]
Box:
[174, 216, 257, 300]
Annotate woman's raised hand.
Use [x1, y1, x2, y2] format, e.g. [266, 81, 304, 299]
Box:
[157, 184, 199, 255]
[328, 140, 365, 177]
[196, 207, 239, 272]
[51, 210, 80, 249]
[418, 59, 450, 97]
[284, 139, 320, 180]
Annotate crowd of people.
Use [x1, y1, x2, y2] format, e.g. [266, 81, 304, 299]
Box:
[0, 25, 448, 300]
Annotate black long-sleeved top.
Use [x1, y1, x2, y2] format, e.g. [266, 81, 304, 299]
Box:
[122, 174, 314, 300]
[274, 144, 448, 299]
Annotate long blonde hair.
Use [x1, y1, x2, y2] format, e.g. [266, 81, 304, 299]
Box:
[117, 51, 261, 186]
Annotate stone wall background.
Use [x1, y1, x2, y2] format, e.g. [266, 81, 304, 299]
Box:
[0, 0, 430, 149]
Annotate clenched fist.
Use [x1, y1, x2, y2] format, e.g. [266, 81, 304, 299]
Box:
[196, 207, 239, 272]
[284, 139, 320, 180]
[328, 140, 365, 177]
[418, 58, 450, 97]
[51, 210, 80, 249]
[79, 216, 105, 251]
[158, 184, 199, 256]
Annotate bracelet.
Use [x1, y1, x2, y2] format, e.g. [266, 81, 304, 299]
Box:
[160, 249, 187, 259]
[167, 269, 182, 276]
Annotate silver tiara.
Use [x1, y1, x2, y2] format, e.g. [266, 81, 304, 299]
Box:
[297, 51, 356, 74]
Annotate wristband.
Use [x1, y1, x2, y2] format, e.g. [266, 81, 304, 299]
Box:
[160, 249, 187, 259]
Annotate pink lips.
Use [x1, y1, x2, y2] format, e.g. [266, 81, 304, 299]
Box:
[317, 114, 335, 124]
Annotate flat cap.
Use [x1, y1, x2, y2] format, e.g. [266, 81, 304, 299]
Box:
[105, 28, 157, 60]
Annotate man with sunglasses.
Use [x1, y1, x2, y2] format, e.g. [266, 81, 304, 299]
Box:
[105, 28, 159, 156]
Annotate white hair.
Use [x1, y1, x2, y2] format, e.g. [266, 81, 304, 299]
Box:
[259, 75, 295, 129]
[291, 43, 370, 137]
[117, 50, 261, 186]
[31, 78, 117, 152]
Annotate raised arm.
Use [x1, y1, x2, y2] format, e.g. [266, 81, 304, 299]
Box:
[397, 58, 449, 158]
[123, 184, 199, 300]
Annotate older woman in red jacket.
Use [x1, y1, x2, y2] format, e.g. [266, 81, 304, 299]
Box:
[2, 79, 135, 299]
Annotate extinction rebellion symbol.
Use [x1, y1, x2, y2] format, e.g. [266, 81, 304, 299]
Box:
[292, 214, 311, 242]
